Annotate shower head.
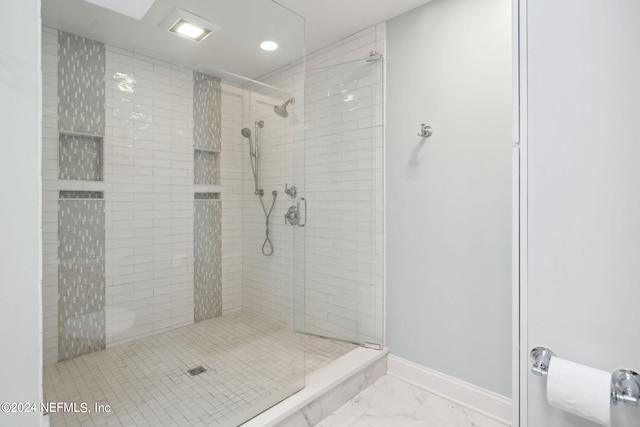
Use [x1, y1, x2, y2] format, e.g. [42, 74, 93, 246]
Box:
[274, 98, 295, 118]
[241, 128, 251, 138]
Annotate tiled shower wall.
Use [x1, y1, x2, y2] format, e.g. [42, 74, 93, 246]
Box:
[103, 43, 197, 347]
[242, 24, 385, 345]
[42, 27, 243, 364]
[240, 87, 301, 325]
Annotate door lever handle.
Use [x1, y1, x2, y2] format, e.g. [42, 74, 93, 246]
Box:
[298, 197, 307, 227]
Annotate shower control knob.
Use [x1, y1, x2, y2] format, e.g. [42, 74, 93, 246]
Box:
[285, 206, 300, 226]
[284, 184, 297, 198]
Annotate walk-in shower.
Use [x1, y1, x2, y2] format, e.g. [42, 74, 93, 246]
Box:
[39, 0, 384, 425]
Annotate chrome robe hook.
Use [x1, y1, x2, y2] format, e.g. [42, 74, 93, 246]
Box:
[418, 124, 433, 137]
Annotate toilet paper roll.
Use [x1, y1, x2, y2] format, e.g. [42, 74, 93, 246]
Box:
[547, 357, 611, 426]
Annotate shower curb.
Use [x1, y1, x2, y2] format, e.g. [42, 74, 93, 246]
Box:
[242, 346, 389, 427]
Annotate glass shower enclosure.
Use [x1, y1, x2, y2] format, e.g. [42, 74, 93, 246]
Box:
[41, 1, 308, 426]
[40, 0, 386, 425]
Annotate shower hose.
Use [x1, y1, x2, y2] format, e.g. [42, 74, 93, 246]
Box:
[258, 190, 277, 256]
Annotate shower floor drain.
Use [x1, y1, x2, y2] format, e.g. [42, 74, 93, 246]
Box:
[187, 366, 206, 376]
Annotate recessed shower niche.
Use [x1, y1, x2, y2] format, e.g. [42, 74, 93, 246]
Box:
[194, 149, 219, 185]
[58, 133, 103, 181]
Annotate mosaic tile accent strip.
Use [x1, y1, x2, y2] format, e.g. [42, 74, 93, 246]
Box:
[194, 150, 219, 185]
[43, 311, 357, 427]
[58, 31, 105, 136]
[58, 134, 103, 181]
[59, 191, 104, 199]
[194, 192, 220, 200]
[193, 71, 222, 152]
[194, 199, 222, 321]
[58, 198, 106, 361]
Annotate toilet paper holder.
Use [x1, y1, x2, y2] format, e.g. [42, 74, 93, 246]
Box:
[612, 369, 640, 406]
[530, 347, 640, 406]
[530, 346, 556, 376]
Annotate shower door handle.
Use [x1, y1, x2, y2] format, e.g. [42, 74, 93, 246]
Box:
[298, 197, 307, 227]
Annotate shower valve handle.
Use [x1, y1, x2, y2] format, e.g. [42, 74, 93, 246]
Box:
[284, 198, 307, 227]
[284, 184, 297, 198]
[285, 206, 300, 225]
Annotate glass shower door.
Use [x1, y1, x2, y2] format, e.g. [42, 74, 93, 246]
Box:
[302, 53, 385, 347]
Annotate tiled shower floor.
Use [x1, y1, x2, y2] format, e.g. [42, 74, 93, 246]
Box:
[43, 311, 357, 427]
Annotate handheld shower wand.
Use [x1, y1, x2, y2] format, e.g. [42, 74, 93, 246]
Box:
[240, 122, 277, 256]
[241, 122, 263, 196]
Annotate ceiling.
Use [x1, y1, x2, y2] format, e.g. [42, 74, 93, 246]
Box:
[41, 0, 432, 80]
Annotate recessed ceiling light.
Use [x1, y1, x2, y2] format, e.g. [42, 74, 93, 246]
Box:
[170, 19, 211, 41]
[260, 41, 278, 51]
[160, 8, 220, 43]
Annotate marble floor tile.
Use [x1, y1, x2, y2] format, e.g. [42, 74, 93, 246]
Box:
[318, 374, 509, 427]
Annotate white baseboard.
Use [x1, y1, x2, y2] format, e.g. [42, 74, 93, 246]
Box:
[387, 354, 512, 426]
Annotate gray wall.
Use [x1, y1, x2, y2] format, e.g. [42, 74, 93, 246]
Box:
[385, 0, 513, 396]
[0, 0, 42, 426]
